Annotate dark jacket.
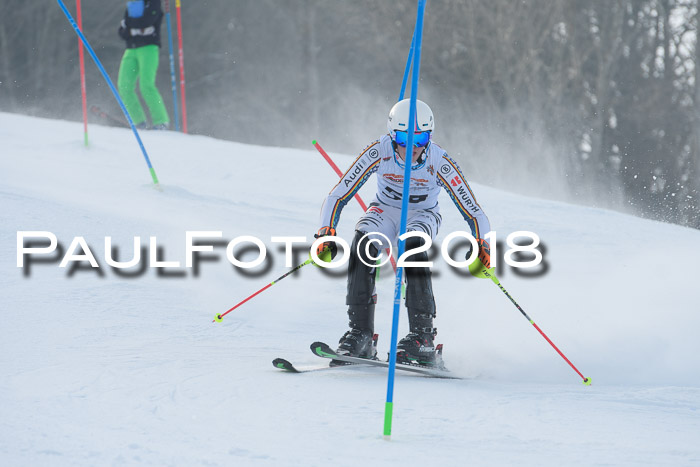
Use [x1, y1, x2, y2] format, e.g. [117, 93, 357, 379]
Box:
[118, 0, 163, 49]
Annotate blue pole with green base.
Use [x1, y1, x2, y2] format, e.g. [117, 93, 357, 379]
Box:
[56, 0, 160, 187]
[384, 0, 427, 440]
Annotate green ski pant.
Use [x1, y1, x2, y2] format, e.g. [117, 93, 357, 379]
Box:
[117, 45, 169, 126]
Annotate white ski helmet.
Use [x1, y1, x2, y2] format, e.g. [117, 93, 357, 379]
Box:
[387, 98, 434, 134]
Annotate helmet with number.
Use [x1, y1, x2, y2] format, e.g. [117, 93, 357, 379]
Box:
[387, 99, 434, 134]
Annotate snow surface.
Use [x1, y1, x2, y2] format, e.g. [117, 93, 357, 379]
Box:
[1, 112, 699, 466]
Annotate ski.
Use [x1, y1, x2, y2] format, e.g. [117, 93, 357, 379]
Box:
[272, 358, 333, 373]
[90, 105, 128, 128]
[310, 341, 460, 379]
[272, 357, 372, 374]
[273, 334, 380, 374]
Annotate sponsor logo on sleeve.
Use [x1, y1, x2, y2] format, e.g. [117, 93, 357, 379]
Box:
[456, 186, 480, 212]
[343, 161, 366, 187]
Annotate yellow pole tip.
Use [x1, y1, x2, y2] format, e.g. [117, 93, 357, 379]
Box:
[214, 314, 223, 323]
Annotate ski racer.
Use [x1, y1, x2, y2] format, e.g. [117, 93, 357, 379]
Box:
[314, 99, 492, 366]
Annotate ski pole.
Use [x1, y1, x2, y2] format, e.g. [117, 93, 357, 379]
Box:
[482, 269, 591, 385]
[213, 258, 313, 323]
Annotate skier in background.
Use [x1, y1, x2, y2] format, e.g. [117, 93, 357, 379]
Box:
[117, 0, 170, 130]
[314, 99, 492, 367]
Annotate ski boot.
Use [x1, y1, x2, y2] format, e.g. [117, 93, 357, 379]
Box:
[332, 329, 378, 366]
[396, 328, 443, 368]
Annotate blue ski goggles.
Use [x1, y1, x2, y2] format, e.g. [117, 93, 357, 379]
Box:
[392, 130, 431, 148]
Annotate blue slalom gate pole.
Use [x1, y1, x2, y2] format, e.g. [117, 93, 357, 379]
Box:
[56, 0, 160, 186]
[164, 0, 180, 132]
[398, 32, 415, 101]
[384, 0, 427, 440]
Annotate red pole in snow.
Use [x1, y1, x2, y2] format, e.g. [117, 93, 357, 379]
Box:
[175, 0, 188, 133]
[76, 0, 88, 146]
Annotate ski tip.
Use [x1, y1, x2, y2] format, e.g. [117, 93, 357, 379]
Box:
[272, 358, 298, 372]
[310, 341, 335, 358]
[309, 341, 325, 352]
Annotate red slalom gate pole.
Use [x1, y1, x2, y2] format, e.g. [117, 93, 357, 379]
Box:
[312, 140, 397, 273]
[175, 0, 188, 133]
[76, 0, 88, 146]
[213, 258, 313, 323]
[313, 140, 369, 211]
[482, 269, 591, 385]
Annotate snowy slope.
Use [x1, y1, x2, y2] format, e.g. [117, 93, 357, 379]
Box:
[1, 112, 699, 466]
